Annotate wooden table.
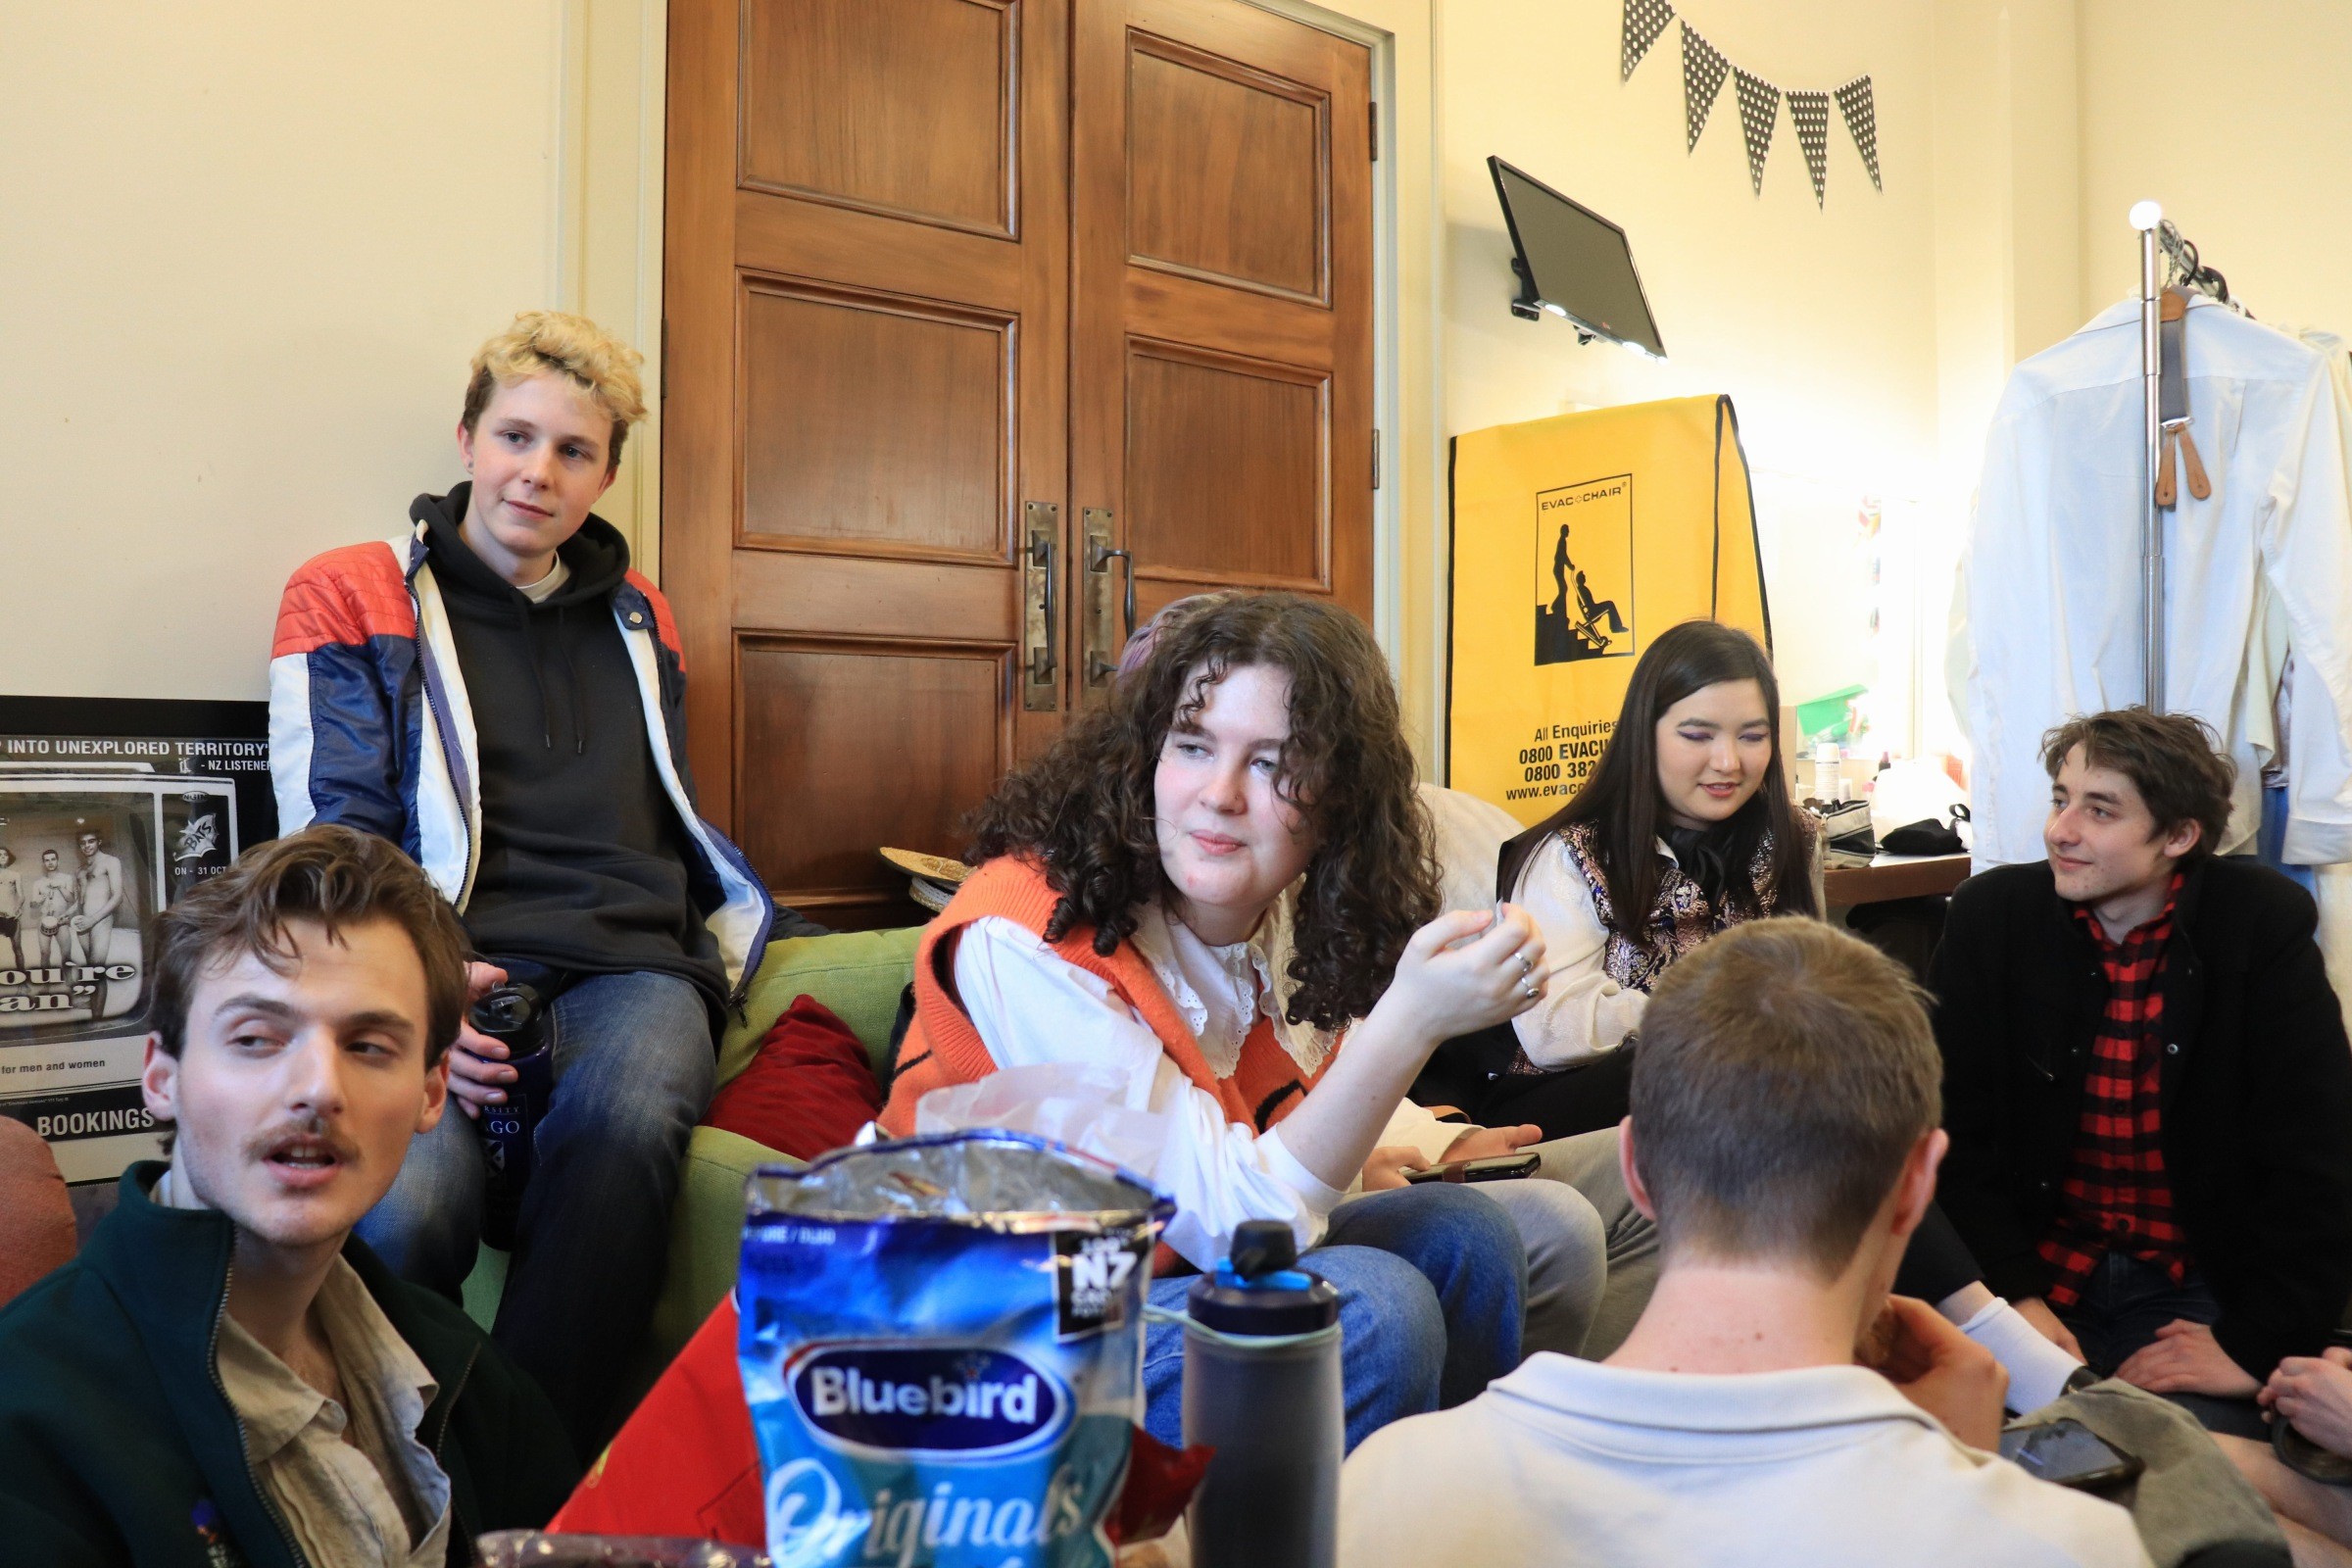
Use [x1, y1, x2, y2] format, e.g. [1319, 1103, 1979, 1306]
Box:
[1823, 853, 1972, 908]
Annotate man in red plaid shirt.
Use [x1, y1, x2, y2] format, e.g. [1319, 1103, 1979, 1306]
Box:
[1933, 710, 2352, 1432]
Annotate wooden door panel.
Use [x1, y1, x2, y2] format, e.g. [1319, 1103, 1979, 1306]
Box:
[1128, 38, 1325, 302]
[670, 0, 1067, 922]
[733, 552, 1017, 642]
[1126, 344, 1326, 588]
[737, 637, 1012, 921]
[739, 0, 1017, 236]
[1072, 0, 1374, 697]
[740, 281, 1012, 561]
[1122, 270, 1333, 364]
[734, 194, 1026, 309]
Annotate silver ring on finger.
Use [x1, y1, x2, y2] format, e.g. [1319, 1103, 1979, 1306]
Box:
[1516, 951, 1533, 977]
[1520, 978, 1541, 1000]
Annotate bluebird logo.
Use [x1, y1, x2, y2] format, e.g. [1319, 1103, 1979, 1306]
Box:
[791, 1345, 1068, 1458]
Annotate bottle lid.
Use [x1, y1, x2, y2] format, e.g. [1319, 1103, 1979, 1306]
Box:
[1186, 1220, 1339, 1336]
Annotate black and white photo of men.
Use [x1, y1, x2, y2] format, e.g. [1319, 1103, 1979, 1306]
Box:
[0, 846, 21, 968]
[71, 827, 124, 967]
[26, 849, 76, 966]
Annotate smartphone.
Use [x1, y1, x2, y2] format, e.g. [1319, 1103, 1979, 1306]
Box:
[1998, 1418, 2143, 1492]
[1403, 1153, 1541, 1184]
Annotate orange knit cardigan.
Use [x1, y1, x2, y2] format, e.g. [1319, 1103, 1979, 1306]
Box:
[879, 857, 1320, 1139]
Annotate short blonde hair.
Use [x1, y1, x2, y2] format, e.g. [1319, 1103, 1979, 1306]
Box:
[461, 311, 647, 469]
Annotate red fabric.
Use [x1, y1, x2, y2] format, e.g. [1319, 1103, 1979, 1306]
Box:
[624, 568, 686, 668]
[702, 995, 884, 1161]
[2038, 872, 2192, 1308]
[0, 1118, 76, 1308]
[549, 1297, 763, 1546]
[270, 541, 416, 657]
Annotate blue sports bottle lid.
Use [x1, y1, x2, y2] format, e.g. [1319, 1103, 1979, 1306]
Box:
[1186, 1219, 1340, 1337]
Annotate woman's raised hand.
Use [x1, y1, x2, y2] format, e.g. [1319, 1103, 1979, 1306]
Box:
[1377, 904, 1548, 1044]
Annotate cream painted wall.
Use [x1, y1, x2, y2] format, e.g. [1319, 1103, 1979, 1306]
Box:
[2077, 0, 2352, 336]
[0, 1, 661, 705]
[1435, 1, 1947, 764]
[14, 0, 2346, 774]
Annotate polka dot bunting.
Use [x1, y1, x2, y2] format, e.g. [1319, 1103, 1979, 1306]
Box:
[1836, 74, 1882, 191]
[1733, 68, 1779, 195]
[1680, 22, 1728, 152]
[1788, 88, 1830, 206]
[1626, 4, 1883, 204]
[1621, 0, 1676, 82]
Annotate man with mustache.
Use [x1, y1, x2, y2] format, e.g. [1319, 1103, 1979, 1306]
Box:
[0, 825, 576, 1567]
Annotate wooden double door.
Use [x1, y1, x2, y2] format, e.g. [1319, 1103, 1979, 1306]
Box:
[665, 0, 1374, 926]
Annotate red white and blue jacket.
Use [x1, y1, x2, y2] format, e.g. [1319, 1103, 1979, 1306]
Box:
[268, 523, 774, 998]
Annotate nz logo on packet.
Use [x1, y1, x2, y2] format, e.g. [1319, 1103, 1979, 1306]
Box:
[791, 1343, 1072, 1460]
[1053, 1233, 1147, 1341]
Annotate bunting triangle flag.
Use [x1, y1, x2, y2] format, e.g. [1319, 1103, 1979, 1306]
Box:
[1680, 23, 1729, 152]
[1788, 89, 1831, 206]
[1834, 74, 1882, 190]
[1620, 0, 1676, 82]
[1733, 69, 1780, 195]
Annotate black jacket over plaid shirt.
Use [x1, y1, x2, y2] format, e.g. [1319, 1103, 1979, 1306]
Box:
[1931, 855, 2352, 1379]
[2035, 872, 2191, 1307]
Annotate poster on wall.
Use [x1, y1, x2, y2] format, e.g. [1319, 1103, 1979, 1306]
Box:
[1446, 394, 1772, 827]
[0, 697, 274, 1200]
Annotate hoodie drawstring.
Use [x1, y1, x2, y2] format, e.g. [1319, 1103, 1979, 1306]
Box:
[518, 599, 556, 751]
[561, 605, 587, 756]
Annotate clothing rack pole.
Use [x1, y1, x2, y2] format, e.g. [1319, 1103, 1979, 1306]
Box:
[2131, 201, 2167, 712]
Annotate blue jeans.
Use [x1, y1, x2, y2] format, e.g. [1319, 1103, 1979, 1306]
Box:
[2061, 1252, 2221, 1375]
[357, 969, 715, 1451]
[2060, 1254, 2268, 1440]
[1141, 1183, 1527, 1454]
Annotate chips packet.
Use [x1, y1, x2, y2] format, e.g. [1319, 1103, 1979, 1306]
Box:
[738, 1132, 1172, 1568]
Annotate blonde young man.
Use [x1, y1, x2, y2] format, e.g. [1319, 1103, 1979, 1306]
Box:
[268, 313, 773, 1451]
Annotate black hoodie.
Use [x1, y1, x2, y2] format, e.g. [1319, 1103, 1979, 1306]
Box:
[415, 486, 725, 1014]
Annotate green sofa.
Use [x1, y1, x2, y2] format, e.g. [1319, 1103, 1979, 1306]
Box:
[460, 925, 922, 1396]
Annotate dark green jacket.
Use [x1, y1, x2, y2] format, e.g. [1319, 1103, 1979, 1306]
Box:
[0, 1164, 579, 1568]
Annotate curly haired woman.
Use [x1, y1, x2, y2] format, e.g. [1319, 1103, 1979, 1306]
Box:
[880, 592, 1603, 1451]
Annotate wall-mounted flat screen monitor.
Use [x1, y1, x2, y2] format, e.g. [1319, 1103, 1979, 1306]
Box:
[1490, 157, 1666, 360]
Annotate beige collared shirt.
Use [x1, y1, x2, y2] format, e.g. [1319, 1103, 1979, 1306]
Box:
[158, 1167, 454, 1568]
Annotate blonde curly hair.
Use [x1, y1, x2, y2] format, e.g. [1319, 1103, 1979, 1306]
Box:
[461, 311, 647, 469]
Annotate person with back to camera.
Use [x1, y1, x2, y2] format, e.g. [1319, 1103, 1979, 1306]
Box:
[268, 311, 774, 1452]
[1339, 918, 2154, 1568]
[1414, 619, 2091, 1413]
[880, 591, 1611, 1449]
[0, 825, 576, 1567]
[1933, 710, 2352, 1436]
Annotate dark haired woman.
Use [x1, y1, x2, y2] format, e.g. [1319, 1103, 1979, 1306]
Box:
[1419, 618, 1815, 1140]
[1446, 620, 2086, 1409]
[880, 592, 1603, 1451]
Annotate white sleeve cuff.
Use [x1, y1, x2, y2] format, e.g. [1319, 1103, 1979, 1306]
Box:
[1262, 1125, 1348, 1220]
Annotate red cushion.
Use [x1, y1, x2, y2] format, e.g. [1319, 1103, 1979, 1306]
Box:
[550, 1296, 761, 1544]
[0, 1118, 76, 1308]
[701, 995, 883, 1161]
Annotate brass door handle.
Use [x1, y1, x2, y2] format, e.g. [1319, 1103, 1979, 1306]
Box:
[1023, 502, 1059, 710]
[1083, 508, 1133, 687]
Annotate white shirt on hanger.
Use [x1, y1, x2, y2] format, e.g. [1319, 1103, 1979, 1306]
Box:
[1953, 294, 2352, 868]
